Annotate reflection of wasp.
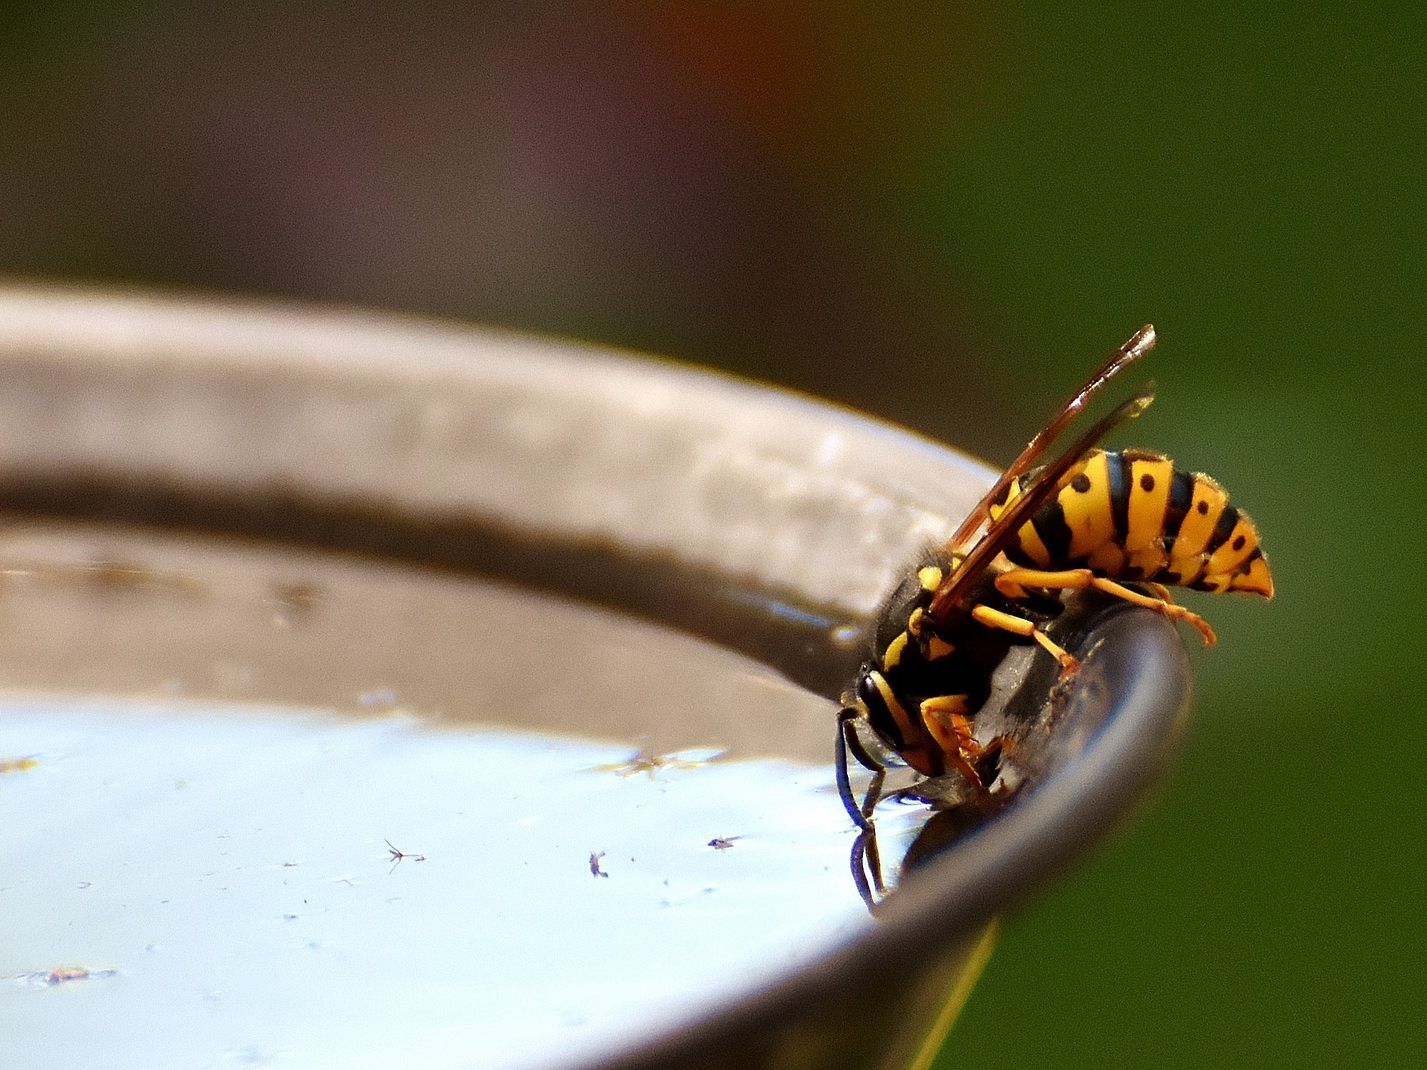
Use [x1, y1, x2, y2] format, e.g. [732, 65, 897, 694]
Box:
[850, 800, 1003, 910]
[837, 326, 1274, 830]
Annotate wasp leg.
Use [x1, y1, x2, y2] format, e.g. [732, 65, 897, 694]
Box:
[836, 707, 885, 830]
[972, 733, 1018, 786]
[918, 695, 993, 797]
[849, 823, 888, 912]
[995, 567, 1217, 646]
[970, 603, 1081, 675]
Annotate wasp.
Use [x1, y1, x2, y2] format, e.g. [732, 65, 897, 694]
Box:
[836, 326, 1273, 829]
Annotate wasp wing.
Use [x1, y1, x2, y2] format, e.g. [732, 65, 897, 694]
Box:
[944, 325, 1157, 552]
[928, 385, 1155, 620]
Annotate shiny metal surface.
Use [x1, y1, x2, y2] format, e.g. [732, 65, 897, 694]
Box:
[0, 286, 1190, 1069]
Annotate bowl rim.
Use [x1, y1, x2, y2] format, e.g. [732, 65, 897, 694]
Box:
[0, 283, 1191, 1068]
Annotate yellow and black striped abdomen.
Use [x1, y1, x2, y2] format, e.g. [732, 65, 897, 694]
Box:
[992, 449, 1272, 597]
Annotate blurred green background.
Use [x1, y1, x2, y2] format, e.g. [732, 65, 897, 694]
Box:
[3, 4, 1421, 1066]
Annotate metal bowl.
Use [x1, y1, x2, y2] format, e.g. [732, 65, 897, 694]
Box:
[0, 286, 1189, 1070]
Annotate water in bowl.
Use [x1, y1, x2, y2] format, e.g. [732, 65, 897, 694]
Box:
[0, 521, 929, 1069]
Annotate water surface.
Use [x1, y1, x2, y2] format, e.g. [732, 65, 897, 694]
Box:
[0, 522, 926, 1069]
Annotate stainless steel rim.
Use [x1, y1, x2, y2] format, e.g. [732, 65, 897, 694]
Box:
[0, 284, 1191, 1068]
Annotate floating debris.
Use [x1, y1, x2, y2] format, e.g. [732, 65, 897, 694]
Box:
[13, 965, 119, 987]
[596, 748, 725, 780]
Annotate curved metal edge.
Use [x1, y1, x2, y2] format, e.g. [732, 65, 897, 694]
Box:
[0, 281, 991, 618]
[0, 284, 1195, 1070]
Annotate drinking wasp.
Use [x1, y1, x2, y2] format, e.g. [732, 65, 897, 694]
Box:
[836, 326, 1273, 830]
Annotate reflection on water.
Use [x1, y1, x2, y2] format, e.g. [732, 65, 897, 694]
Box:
[850, 801, 1007, 911]
[0, 698, 929, 1069]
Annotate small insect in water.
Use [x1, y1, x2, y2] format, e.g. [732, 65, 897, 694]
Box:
[836, 326, 1273, 830]
[385, 839, 427, 872]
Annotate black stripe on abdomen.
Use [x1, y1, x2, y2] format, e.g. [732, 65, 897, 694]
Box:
[1205, 503, 1240, 557]
[1031, 499, 1073, 565]
[1106, 450, 1130, 544]
[1161, 469, 1194, 556]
